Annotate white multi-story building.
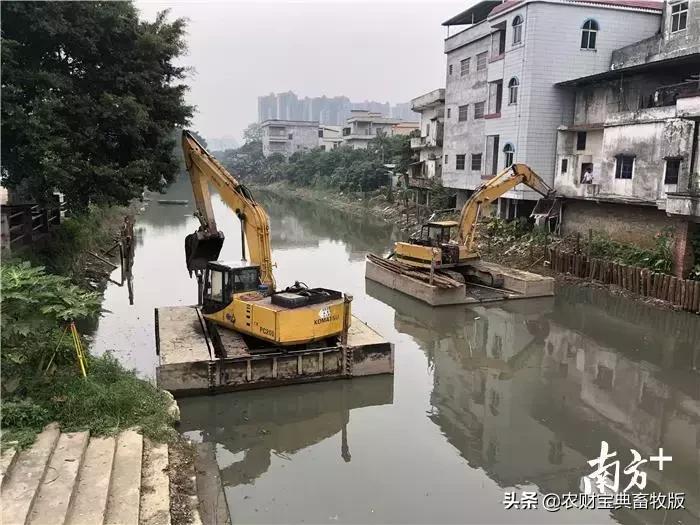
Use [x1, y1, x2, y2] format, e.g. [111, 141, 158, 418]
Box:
[442, 0, 664, 215]
[260, 120, 319, 157]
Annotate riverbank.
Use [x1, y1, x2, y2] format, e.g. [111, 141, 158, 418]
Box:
[253, 181, 423, 231]
[0, 202, 179, 450]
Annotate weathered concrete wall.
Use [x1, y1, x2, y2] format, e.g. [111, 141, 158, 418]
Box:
[612, 1, 700, 69]
[561, 199, 680, 247]
[556, 118, 695, 203]
[443, 20, 491, 193]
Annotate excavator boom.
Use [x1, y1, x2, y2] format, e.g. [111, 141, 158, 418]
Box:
[393, 163, 553, 270]
[182, 130, 275, 289]
[458, 163, 553, 249]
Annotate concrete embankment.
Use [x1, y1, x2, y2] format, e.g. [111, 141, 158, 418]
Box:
[0, 424, 227, 525]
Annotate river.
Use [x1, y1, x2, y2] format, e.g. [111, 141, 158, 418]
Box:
[92, 176, 700, 525]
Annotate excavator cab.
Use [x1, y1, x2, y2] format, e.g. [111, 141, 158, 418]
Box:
[201, 261, 262, 314]
[413, 220, 458, 247]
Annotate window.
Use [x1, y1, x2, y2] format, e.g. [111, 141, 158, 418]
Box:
[319, 145, 326, 151]
[615, 155, 634, 179]
[460, 58, 470, 76]
[444, 154, 448, 164]
[512, 15, 523, 44]
[503, 143, 515, 167]
[425, 123, 430, 137]
[561, 158, 568, 174]
[447, 108, 451, 118]
[449, 64, 453, 75]
[580, 162, 593, 183]
[581, 19, 599, 49]
[576, 131, 587, 151]
[456, 154, 466, 170]
[671, 1, 688, 32]
[474, 102, 485, 119]
[488, 81, 503, 114]
[471, 153, 482, 171]
[476, 52, 488, 70]
[318, 129, 324, 138]
[288, 133, 293, 140]
[342, 127, 351, 136]
[665, 158, 681, 184]
[458, 104, 469, 122]
[508, 77, 519, 105]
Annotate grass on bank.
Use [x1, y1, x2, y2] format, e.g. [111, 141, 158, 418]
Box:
[2, 355, 177, 449]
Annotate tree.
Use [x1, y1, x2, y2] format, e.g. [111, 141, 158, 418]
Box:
[1, 2, 193, 209]
[243, 123, 262, 144]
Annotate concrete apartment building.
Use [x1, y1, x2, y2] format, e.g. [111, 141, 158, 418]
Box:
[553, 0, 699, 275]
[409, 89, 445, 182]
[318, 125, 343, 151]
[441, 0, 664, 214]
[260, 120, 320, 157]
[341, 111, 401, 149]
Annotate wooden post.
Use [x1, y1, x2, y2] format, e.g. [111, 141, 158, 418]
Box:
[587, 228, 592, 260]
[693, 281, 700, 313]
[668, 277, 676, 303]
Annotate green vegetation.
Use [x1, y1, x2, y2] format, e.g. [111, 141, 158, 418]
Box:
[219, 128, 412, 193]
[480, 218, 676, 275]
[1, 1, 192, 210]
[1, 263, 176, 449]
[587, 229, 674, 274]
[14, 206, 127, 281]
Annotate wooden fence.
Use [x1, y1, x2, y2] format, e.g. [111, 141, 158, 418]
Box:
[547, 246, 700, 314]
[1, 203, 64, 253]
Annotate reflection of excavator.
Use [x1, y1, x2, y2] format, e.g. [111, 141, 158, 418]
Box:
[182, 130, 352, 346]
[393, 164, 553, 270]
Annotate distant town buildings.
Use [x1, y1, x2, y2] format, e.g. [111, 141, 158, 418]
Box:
[257, 91, 418, 126]
[340, 110, 419, 150]
[318, 125, 343, 151]
[260, 120, 320, 157]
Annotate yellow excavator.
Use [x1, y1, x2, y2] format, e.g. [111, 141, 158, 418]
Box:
[393, 163, 553, 272]
[182, 130, 351, 347]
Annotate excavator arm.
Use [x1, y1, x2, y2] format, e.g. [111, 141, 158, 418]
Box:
[458, 163, 553, 249]
[182, 130, 276, 289]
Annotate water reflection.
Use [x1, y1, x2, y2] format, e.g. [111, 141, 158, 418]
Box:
[366, 281, 700, 524]
[179, 376, 393, 486]
[93, 178, 699, 524]
[256, 190, 397, 259]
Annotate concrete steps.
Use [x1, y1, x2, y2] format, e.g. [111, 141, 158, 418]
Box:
[0, 425, 202, 525]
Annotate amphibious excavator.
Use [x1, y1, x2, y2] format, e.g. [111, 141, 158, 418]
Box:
[393, 163, 553, 272]
[181, 130, 351, 347]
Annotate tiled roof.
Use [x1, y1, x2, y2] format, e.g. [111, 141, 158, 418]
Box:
[489, 0, 663, 16]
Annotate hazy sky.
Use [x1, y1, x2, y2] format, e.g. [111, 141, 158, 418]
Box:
[135, 0, 466, 142]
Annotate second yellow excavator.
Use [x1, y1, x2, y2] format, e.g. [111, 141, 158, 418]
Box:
[182, 130, 351, 347]
[393, 163, 553, 271]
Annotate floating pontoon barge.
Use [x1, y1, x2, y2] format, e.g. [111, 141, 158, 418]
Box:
[155, 306, 393, 396]
[365, 255, 554, 306]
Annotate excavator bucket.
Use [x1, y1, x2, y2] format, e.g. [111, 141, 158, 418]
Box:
[185, 230, 225, 275]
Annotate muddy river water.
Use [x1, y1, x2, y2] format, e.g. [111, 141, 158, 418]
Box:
[92, 177, 700, 524]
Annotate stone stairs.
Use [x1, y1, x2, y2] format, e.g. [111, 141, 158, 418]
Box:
[0, 424, 199, 525]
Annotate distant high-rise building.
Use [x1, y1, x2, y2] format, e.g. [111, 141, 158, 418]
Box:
[257, 92, 414, 126]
